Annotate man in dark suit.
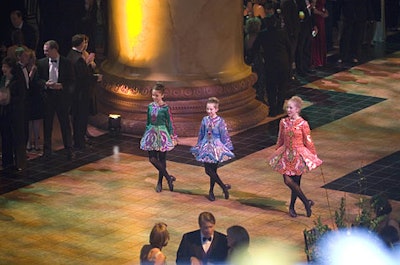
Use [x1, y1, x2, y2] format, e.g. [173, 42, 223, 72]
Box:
[295, 0, 316, 77]
[281, 0, 301, 79]
[9, 10, 38, 51]
[66, 34, 98, 150]
[37, 40, 75, 160]
[176, 212, 228, 265]
[253, 16, 292, 117]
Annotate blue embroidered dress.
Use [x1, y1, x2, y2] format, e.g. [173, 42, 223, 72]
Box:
[140, 102, 176, 152]
[191, 116, 235, 163]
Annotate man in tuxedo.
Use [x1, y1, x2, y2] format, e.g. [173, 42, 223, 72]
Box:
[176, 212, 228, 265]
[66, 34, 98, 150]
[37, 40, 75, 160]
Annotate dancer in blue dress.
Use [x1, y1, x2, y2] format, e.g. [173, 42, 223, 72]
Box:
[191, 97, 234, 201]
[140, 83, 177, 192]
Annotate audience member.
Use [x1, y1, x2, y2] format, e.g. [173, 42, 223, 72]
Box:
[252, 14, 292, 116]
[176, 212, 228, 265]
[370, 194, 400, 237]
[9, 10, 38, 52]
[296, 0, 317, 77]
[244, 17, 266, 104]
[0, 56, 27, 171]
[140, 222, 169, 265]
[25, 48, 43, 152]
[14, 46, 30, 146]
[337, 0, 372, 63]
[281, 0, 301, 79]
[311, 0, 329, 68]
[67, 34, 100, 150]
[6, 30, 29, 59]
[227, 225, 251, 265]
[364, 0, 381, 47]
[81, 0, 98, 53]
[36, 40, 75, 160]
[253, 0, 267, 19]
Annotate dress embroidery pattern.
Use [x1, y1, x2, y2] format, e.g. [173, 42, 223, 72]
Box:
[140, 102, 176, 152]
[269, 117, 322, 175]
[191, 116, 235, 163]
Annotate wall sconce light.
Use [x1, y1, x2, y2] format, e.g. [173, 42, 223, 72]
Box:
[108, 114, 121, 135]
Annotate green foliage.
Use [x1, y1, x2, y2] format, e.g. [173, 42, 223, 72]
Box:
[304, 217, 331, 262]
[334, 197, 346, 229]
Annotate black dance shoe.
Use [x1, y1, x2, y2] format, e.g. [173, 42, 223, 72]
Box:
[289, 208, 298, 218]
[156, 182, 162, 193]
[223, 184, 231, 199]
[167, 175, 176, 192]
[306, 200, 315, 217]
[208, 191, 215, 201]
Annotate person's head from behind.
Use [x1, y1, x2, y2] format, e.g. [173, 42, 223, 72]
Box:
[227, 225, 250, 251]
[287, 96, 303, 118]
[371, 194, 392, 217]
[245, 17, 261, 35]
[71, 34, 88, 51]
[149, 222, 169, 249]
[151, 82, 165, 105]
[26, 49, 37, 66]
[198, 212, 216, 238]
[15, 47, 29, 66]
[10, 10, 23, 28]
[43, 40, 59, 59]
[206, 97, 219, 118]
[264, 1, 275, 17]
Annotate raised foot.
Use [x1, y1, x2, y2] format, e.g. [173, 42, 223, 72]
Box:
[167, 175, 176, 192]
[223, 184, 231, 199]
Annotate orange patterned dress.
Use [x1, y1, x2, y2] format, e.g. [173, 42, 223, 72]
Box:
[269, 117, 322, 176]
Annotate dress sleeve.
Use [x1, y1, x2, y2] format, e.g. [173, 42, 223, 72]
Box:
[219, 118, 234, 150]
[165, 105, 177, 139]
[145, 104, 151, 126]
[275, 119, 284, 149]
[302, 120, 317, 154]
[196, 117, 206, 145]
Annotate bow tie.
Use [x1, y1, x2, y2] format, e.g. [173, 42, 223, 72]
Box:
[202, 237, 212, 242]
[51, 59, 57, 63]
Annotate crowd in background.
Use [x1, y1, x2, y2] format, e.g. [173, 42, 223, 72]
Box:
[0, 0, 106, 171]
[243, 0, 400, 115]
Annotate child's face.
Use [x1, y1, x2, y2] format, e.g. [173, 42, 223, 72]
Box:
[152, 89, 164, 104]
[206, 103, 218, 118]
[286, 100, 299, 118]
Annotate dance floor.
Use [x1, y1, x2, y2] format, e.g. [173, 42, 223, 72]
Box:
[1, 38, 400, 264]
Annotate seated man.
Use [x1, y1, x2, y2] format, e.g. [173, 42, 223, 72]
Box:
[176, 212, 228, 265]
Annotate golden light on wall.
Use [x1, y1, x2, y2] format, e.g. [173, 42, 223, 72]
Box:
[111, 0, 162, 66]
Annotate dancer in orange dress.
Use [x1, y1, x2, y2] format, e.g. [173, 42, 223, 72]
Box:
[269, 96, 322, 217]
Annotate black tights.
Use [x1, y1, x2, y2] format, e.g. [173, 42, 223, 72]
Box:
[148, 151, 171, 184]
[204, 163, 226, 192]
[283, 174, 309, 209]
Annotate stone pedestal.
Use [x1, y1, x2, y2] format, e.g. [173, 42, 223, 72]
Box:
[90, 0, 268, 137]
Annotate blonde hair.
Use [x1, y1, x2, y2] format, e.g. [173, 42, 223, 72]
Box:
[288, 96, 303, 109]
